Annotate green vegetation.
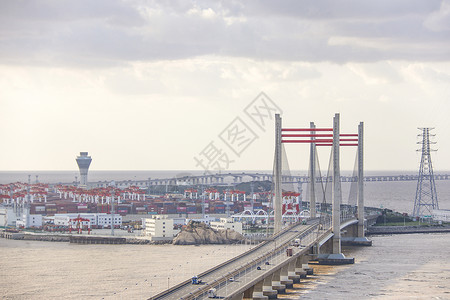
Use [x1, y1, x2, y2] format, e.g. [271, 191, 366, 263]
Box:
[375, 209, 414, 226]
[375, 221, 425, 227]
[374, 209, 448, 226]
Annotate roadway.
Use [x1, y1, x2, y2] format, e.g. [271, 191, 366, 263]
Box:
[149, 218, 328, 300]
[210, 225, 329, 299]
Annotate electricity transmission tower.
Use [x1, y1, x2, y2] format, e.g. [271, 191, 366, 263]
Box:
[413, 128, 439, 218]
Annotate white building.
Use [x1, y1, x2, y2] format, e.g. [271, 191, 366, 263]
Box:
[210, 218, 243, 234]
[0, 207, 42, 228]
[97, 213, 122, 228]
[54, 213, 122, 228]
[16, 212, 43, 228]
[144, 215, 177, 240]
[432, 209, 450, 222]
[0, 207, 19, 227]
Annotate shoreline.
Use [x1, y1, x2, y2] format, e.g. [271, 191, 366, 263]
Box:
[4, 223, 450, 245]
[366, 224, 450, 235]
[0, 231, 170, 244]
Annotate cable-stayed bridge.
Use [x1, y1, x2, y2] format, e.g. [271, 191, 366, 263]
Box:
[103, 112, 444, 299]
[146, 113, 381, 299]
[149, 211, 378, 300]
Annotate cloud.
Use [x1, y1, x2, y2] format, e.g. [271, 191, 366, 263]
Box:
[424, 1, 450, 31]
[0, 0, 449, 68]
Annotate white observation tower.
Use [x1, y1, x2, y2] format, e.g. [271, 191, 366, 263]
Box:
[76, 152, 92, 188]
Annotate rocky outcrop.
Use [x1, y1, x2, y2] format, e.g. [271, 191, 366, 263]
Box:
[173, 221, 245, 245]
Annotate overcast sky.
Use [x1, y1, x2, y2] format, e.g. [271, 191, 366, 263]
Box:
[1, 0, 449, 172]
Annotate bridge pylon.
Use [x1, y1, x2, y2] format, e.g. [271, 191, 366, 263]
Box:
[331, 113, 342, 254]
[357, 121, 365, 237]
[309, 121, 317, 219]
[273, 114, 283, 234]
[273, 112, 370, 263]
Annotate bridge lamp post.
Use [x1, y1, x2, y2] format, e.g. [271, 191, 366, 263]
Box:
[226, 274, 228, 297]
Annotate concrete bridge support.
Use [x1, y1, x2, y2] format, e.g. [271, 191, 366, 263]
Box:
[294, 256, 307, 278]
[301, 254, 314, 275]
[280, 265, 294, 289]
[253, 279, 269, 300]
[243, 285, 254, 299]
[287, 260, 301, 284]
[271, 269, 286, 294]
[273, 114, 283, 234]
[332, 113, 342, 255]
[309, 121, 317, 219]
[262, 275, 277, 298]
[230, 292, 243, 300]
[318, 113, 357, 264]
[357, 122, 365, 238]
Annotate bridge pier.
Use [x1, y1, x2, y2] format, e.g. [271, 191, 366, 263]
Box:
[287, 260, 301, 284]
[280, 265, 294, 289]
[262, 275, 277, 299]
[300, 254, 314, 275]
[252, 280, 269, 300]
[271, 269, 286, 294]
[294, 256, 307, 278]
[230, 292, 243, 300]
[243, 285, 254, 299]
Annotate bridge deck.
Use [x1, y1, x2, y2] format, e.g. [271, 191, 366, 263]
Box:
[149, 218, 332, 300]
[83, 172, 450, 188]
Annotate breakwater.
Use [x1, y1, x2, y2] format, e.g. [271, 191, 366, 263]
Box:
[367, 225, 450, 235]
[0, 231, 170, 244]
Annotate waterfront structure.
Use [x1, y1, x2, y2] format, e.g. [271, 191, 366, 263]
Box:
[413, 128, 439, 218]
[54, 213, 122, 228]
[431, 209, 450, 222]
[0, 206, 16, 226]
[15, 211, 43, 228]
[143, 215, 177, 240]
[76, 152, 92, 188]
[210, 218, 243, 234]
[0, 206, 42, 228]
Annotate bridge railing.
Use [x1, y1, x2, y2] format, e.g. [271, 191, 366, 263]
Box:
[181, 222, 325, 300]
[340, 205, 357, 223]
[150, 222, 307, 299]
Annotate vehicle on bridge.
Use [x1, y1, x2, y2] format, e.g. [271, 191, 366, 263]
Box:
[191, 276, 203, 285]
[208, 288, 217, 298]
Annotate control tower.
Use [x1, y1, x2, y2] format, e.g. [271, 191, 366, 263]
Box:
[76, 152, 92, 188]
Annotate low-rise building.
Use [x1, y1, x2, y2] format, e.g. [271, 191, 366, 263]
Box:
[432, 209, 450, 222]
[97, 214, 122, 228]
[54, 213, 122, 228]
[0, 207, 42, 228]
[16, 212, 43, 228]
[143, 215, 178, 241]
[210, 218, 243, 234]
[0, 206, 19, 227]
